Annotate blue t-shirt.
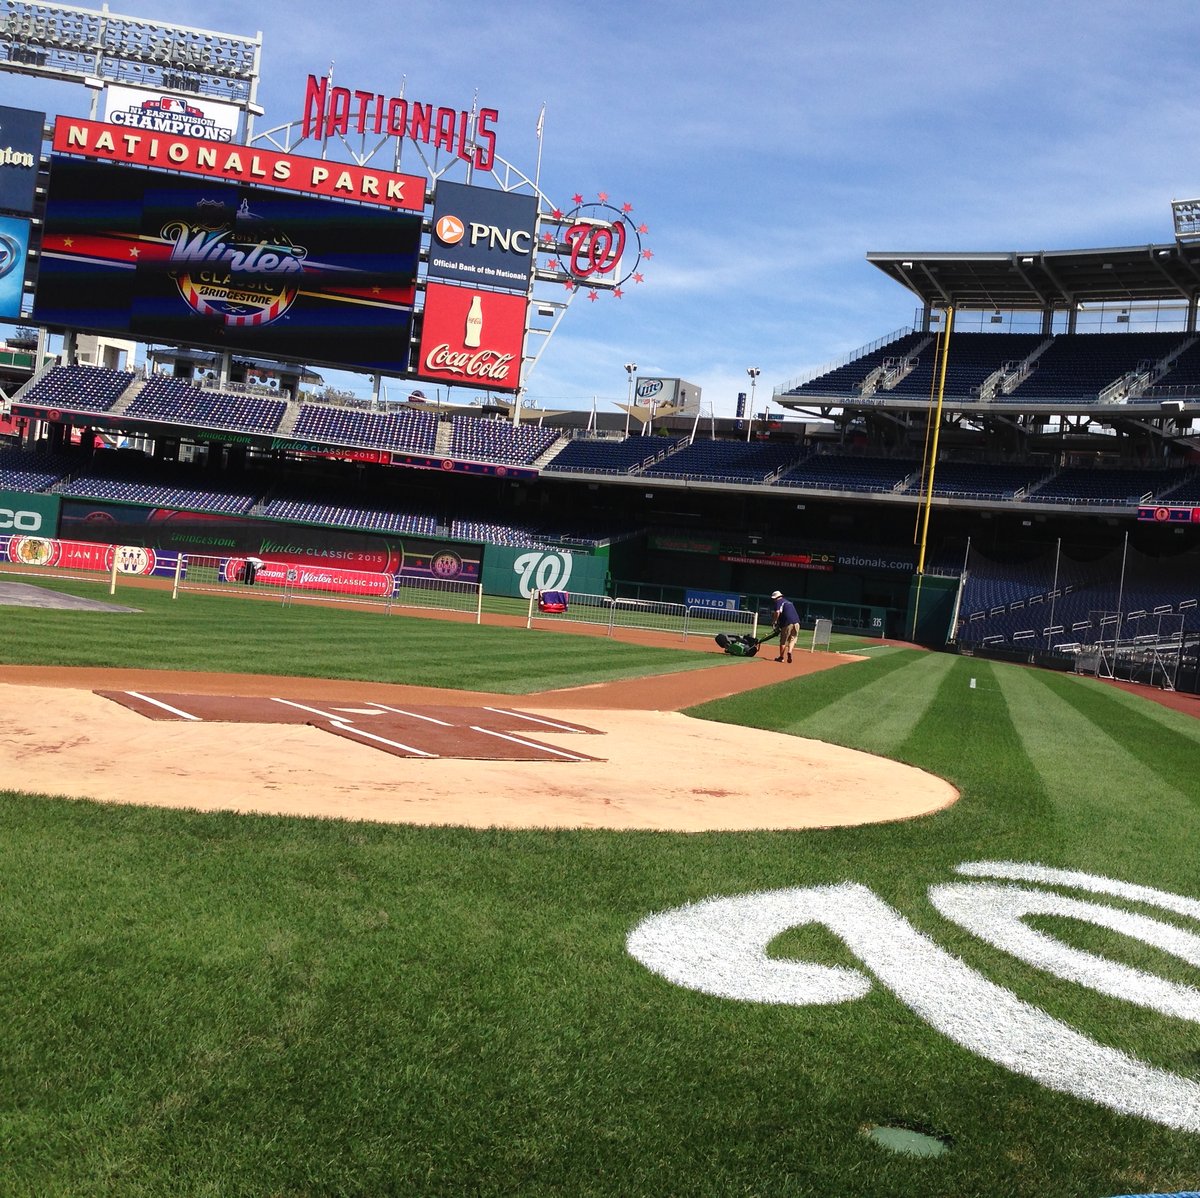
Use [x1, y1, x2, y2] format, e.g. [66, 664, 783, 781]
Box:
[774, 598, 800, 626]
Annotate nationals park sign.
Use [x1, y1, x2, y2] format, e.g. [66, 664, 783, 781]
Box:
[52, 117, 425, 211]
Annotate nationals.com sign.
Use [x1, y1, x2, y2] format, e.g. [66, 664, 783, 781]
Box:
[417, 282, 527, 393]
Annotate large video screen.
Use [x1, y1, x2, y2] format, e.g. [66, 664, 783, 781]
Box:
[34, 158, 423, 374]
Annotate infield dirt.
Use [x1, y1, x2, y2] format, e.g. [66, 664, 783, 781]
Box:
[0, 648, 959, 832]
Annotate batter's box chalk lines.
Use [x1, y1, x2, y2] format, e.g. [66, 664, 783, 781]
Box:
[328, 720, 438, 758]
[365, 702, 455, 726]
[469, 725, 596, 762]
[124, 691, 202, 721]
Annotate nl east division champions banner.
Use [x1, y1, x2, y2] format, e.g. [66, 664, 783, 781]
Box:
[34, 157, 423, 374]
[417, 281, 528, 393]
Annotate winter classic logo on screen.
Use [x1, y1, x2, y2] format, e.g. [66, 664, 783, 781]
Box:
[165, 198, 305, 327]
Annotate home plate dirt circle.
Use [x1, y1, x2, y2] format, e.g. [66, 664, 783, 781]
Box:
[0, 657, 959, 832]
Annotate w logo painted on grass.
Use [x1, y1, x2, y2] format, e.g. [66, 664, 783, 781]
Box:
[627, 860, 1200, 1132]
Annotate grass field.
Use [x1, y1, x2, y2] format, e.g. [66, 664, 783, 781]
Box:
[1, 580, 1198, 1196]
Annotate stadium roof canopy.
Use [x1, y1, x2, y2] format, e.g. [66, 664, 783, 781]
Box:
[867, 242, 1200, 309]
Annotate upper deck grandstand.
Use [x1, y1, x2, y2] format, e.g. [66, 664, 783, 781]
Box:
[3, 231, 1199, 684]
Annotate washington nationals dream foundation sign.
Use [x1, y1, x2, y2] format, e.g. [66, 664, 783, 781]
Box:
[628, 860, 1200, 1132]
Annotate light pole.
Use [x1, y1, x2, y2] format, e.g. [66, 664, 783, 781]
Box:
[623, 362, 637, 437]
[745, 367, 760, 442]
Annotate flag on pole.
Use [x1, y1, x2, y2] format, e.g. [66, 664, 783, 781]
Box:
[536, 103, 545, 140]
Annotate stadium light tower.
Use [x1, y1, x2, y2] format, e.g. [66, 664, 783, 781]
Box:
[623, 362, 638, 437]
[745, 367, 760, 442]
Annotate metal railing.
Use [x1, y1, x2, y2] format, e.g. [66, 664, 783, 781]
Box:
[525, 590, 759, 641]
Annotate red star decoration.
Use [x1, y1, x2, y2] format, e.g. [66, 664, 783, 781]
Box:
[541, 231, 554, 244]
[638, 223, 649, 234]
[547, 258, 559, 270]
[563, 278, 575, 291]
[622, 202, 633, 213]
[613, 287, 624, 298]
[598, 191, 609, 203]
[588, 290, 599, 302]
[641, 249, 654, 260]
[572, 193, 584, 205]
[551, 208, 563, 220]
[633, 272, 645, 284]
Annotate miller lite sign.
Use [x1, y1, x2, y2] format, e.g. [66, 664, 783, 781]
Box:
[417, 282, 527, 393]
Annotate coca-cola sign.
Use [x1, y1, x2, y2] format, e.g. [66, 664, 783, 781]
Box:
[417, 282, 527, 393]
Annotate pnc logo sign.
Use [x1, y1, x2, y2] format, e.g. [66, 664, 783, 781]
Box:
[434, 214, 465, 245]
[434, 215, 534, 256]
[0, 507, 42, 531]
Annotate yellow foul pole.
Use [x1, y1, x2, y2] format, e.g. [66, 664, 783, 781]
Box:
[917, 305, 953, 575]
[908, 306, 954, 640]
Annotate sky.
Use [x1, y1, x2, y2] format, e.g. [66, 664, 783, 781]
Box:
[3, 0, 1200, 419]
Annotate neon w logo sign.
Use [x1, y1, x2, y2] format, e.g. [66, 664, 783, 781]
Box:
[627, 860, 1200, 1132]
[565, 221, 625, 279]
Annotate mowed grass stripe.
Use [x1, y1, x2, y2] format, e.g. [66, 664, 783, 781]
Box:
[898, 658, 1049, 810]
[0, 582, 722, 693]
[1043, 674, 1200, 804]
[992, 665, 1199, 864]
[686, 647, 922, 735]
[779, 650, 957, 756]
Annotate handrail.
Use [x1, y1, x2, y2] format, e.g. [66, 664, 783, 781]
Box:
[774, 325, 915, 395]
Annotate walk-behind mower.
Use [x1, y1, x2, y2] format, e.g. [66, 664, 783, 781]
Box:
[714, 629, 778, 657]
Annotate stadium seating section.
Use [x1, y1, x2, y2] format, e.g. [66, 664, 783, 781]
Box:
[0, 446, 73, 491]
[290, 404, 438, 453]
[542, 434, 686, 475]
[53, 455, 259, 515]
[786, 329, 1200, 405]
[448, 416, 561, 465]
[125, 375, 287, 433]
[20, 365, 135, 413]
[958, 548, 1199, 644]
[4, 351, 1198, 657]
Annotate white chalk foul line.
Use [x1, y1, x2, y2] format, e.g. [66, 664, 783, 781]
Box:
[365, 703, 455, 726]
[327, 720, 438, 757]
[270, 697, 342, 720]
[125, 691, 201, 721]
[468, 725, 593, 762]
[482, 707, 593, 733]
